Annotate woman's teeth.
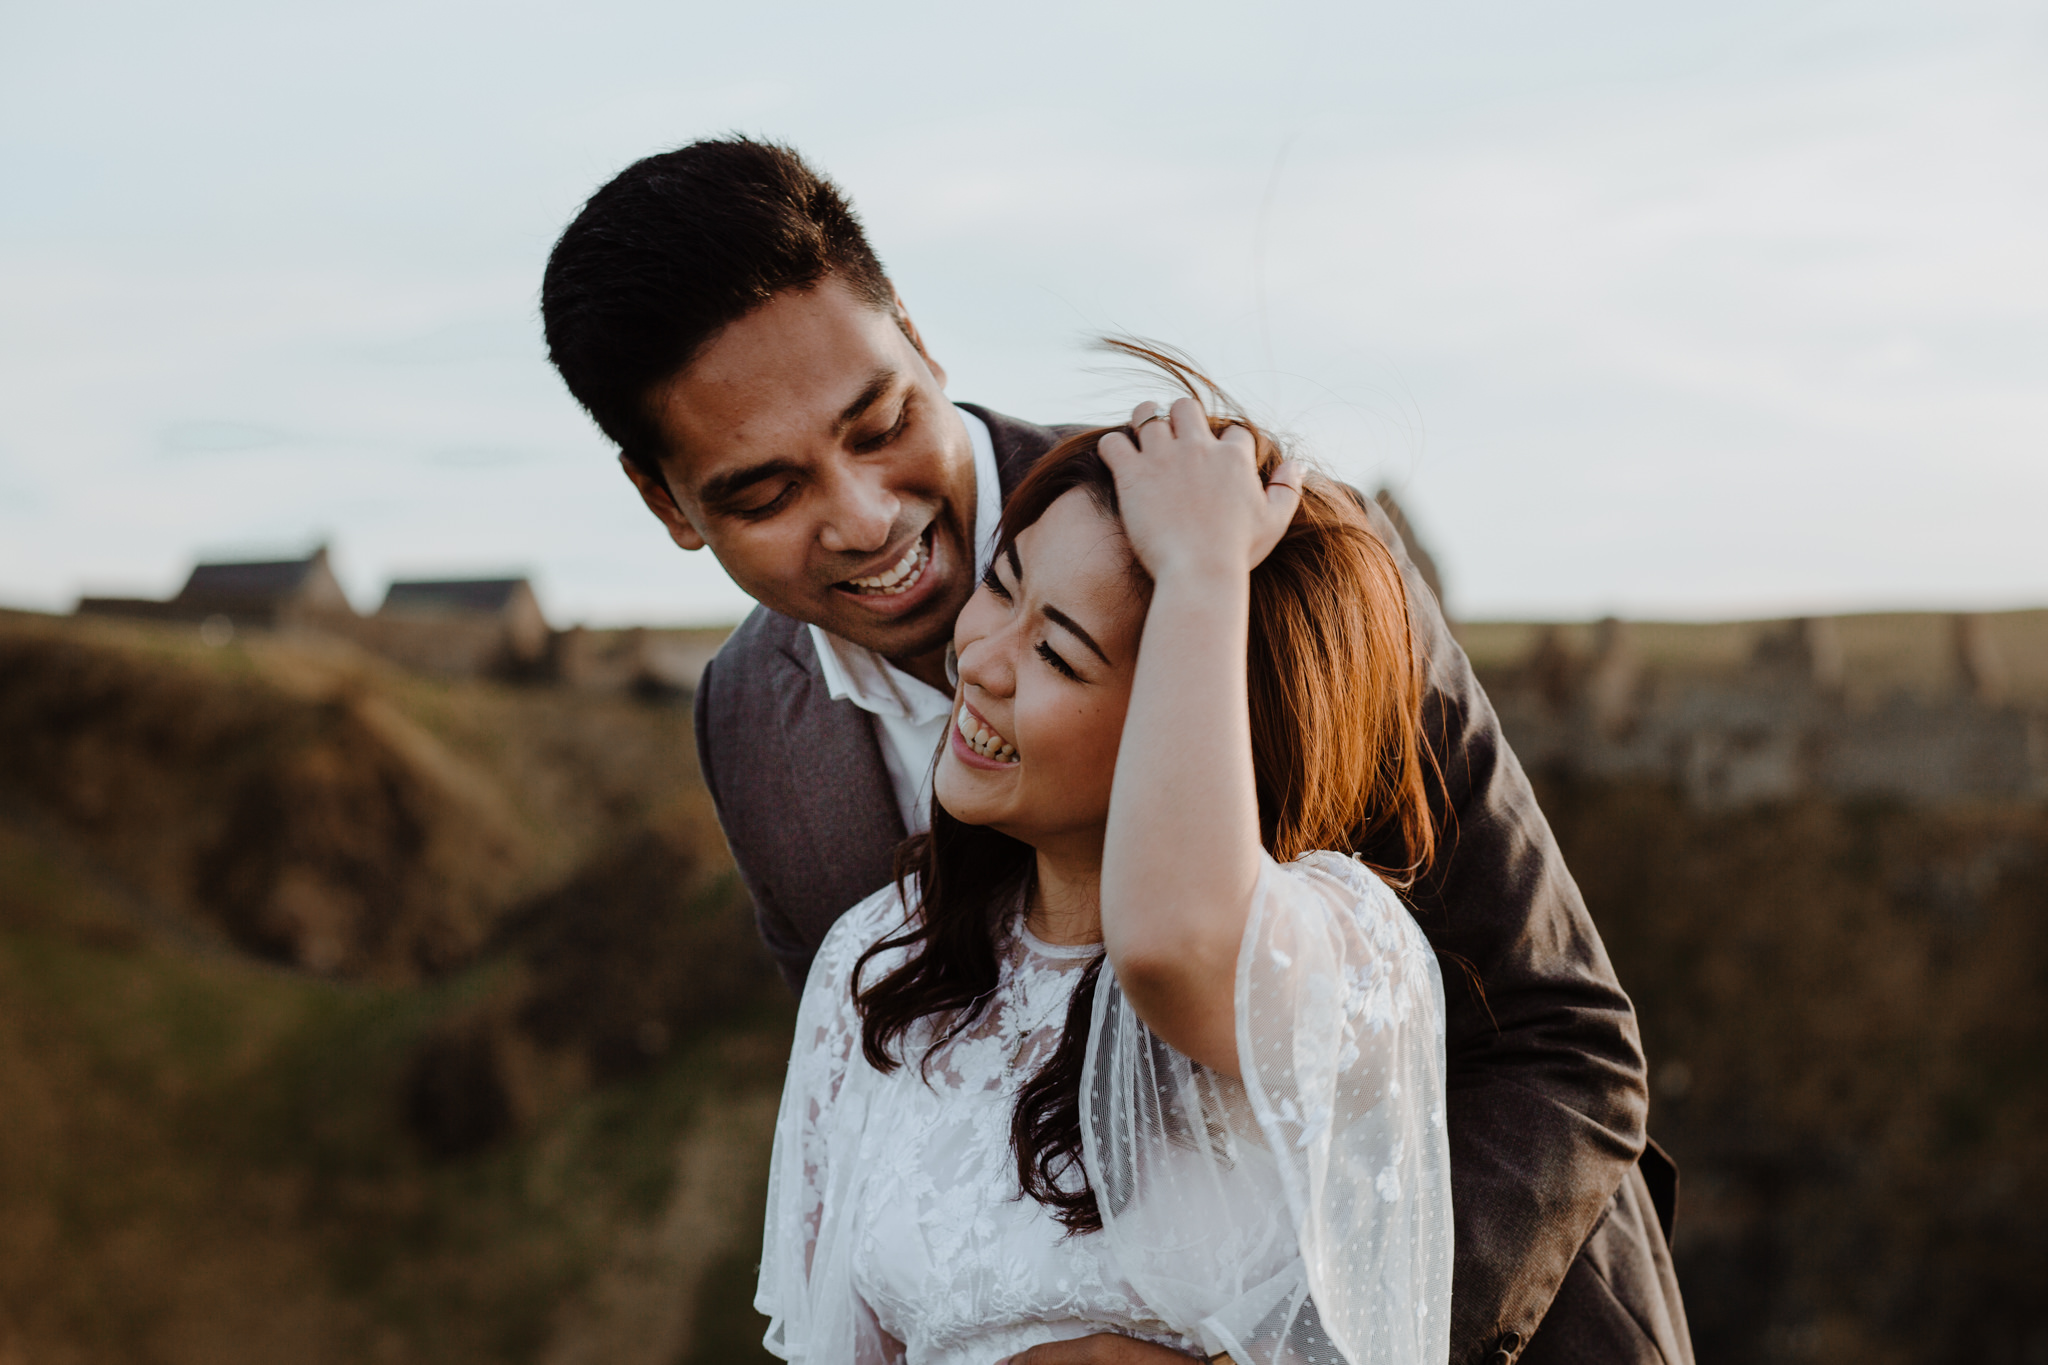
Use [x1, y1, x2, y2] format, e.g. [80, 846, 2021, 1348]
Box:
[957, 706, 1018, 764]
[844, 535, 929, 595]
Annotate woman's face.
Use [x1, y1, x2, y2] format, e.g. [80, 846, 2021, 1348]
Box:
[936, 488, 1146, 853]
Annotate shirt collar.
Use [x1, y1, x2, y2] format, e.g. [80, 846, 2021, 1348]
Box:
[808, 404, 999, 721]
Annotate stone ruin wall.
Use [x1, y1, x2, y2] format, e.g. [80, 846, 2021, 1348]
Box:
[1459, 609, 2048, 812]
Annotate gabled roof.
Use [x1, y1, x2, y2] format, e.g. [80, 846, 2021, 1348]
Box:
[379, 578, 532, 616]
[177, 547, 334, 605]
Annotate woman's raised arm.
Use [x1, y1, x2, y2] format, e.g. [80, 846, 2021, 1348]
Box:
[1095, 397, 1300, 1075]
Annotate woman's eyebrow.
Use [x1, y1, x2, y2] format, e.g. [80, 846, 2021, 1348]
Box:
[1041, 604, 1112, 666]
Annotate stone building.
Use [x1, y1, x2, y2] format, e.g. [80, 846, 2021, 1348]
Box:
[77, 546, 356, 632]
[381, 579, 549, 659]
[348, 577, 553, 679]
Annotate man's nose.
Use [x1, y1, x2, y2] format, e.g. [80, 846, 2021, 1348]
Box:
[816, 463, 899, 555]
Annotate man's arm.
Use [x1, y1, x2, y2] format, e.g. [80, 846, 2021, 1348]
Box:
[1353, 495, 1649, 1363]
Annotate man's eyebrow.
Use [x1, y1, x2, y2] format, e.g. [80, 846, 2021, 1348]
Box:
[1004, 543, 1022, 581]
[836, 368, 898, 432]
[696, 369, 902, 509]
[698, 458, 802, 510]
[1042, 605, 1112, 666]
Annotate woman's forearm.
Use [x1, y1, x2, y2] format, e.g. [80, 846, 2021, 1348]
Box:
[1093, 395, 1300, 1073]
[1100, 570, 1264, 1075]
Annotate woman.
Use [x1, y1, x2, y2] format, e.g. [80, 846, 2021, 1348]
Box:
[757, 351, 1452, 1365]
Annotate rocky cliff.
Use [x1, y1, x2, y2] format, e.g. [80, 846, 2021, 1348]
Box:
[1463, 609, 2048, 1365]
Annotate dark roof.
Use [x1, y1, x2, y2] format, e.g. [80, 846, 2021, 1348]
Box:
[177, 549, 326, 603]
[379, 578, 532, 616]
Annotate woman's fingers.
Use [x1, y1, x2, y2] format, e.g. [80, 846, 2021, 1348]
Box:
[1125, 396, 1212, 449]
[1100, 400, 1299, 580]
[1216, 419, 1257, 463]
[1252, 458, 1305, 565]
[1112, 402, 1256, 466]
[1265, 457, 1304, 511]
[1126, 399, 1172, 445]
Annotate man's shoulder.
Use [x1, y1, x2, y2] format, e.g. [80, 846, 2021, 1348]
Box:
[698, 602, 812, 720]
[704, 601, 798, 683]
[956, 404, 1093, 492]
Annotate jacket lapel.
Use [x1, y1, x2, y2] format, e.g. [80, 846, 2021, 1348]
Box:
[958, 404, 1078, 499]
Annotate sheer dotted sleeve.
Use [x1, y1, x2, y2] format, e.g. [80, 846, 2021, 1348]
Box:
[1080, 851, 1453, 1365]
[756, 884, 909, 1365]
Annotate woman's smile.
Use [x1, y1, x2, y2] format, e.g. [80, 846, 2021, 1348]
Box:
[951, 700, 1019, 767]
[934, 490, 1145, 846]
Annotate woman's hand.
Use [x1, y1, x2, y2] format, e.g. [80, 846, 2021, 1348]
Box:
[996, 1333, 1202, 1365]
[1096, 396, 1300, 585]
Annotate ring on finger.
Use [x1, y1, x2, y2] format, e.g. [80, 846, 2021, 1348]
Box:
[1135, 410, 1172, 432]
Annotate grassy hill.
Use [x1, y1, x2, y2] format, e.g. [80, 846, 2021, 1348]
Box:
[0, 609, 788, 1365]
[2, 605, 2044, 1365]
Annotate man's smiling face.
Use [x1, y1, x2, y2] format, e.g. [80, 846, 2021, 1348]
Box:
[627, 276, 979, 677]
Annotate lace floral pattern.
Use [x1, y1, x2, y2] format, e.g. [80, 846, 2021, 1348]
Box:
[757, 853, 1452, 1365]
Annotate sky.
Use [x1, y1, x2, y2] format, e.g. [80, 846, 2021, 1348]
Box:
[2, 0, 2044, 625]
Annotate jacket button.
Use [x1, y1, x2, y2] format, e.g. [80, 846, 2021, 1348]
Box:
[1489, 1331, 1524, 1365]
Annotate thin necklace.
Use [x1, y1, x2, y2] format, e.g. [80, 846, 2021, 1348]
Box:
[1006, 980, 1067, 1068]
[1005, 931, 1097, 1067]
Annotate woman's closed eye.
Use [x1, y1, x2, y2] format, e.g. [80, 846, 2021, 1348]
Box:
[1035, 640, 1081, 681]
[981, 546, 1085, 679]
[981, 559, 1013, 601]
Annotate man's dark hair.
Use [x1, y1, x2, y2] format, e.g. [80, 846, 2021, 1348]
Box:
[541, 137, 895, 483]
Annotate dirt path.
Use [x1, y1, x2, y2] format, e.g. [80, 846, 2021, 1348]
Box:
[540, 1091, 780, 1365]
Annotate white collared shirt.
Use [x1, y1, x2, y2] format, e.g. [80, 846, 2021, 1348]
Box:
[808, 405, 1001, 834]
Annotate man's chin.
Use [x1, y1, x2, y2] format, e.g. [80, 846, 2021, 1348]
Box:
[813, 565, 970, 665]
[819, 603, 956, 667]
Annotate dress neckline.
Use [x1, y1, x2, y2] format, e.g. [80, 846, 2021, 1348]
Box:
[1016, 917, 1106, 961]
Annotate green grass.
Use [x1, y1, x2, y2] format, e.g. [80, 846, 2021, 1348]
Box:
[0, 863, 792, 1365]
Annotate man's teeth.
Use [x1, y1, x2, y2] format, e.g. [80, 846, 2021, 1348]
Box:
[845, 536, 929, 595]
[957, 706, 1019, 764]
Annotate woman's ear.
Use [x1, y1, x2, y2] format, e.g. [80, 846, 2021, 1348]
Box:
[620, 455, 707, 551]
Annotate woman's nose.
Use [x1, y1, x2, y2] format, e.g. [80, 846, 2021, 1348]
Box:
[955, 620, 1017, 699]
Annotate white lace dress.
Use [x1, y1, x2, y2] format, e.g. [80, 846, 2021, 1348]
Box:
[756, 851, 1452, 1365]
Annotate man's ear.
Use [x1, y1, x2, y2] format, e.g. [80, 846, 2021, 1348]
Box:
[620, 455, 707, 551]
[891, 287, 947, 391]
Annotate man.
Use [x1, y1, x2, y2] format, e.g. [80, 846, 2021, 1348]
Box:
[541, 137, 1690, 1365]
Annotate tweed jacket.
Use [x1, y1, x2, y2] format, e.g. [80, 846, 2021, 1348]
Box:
[695, 404, 1692, 1365]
